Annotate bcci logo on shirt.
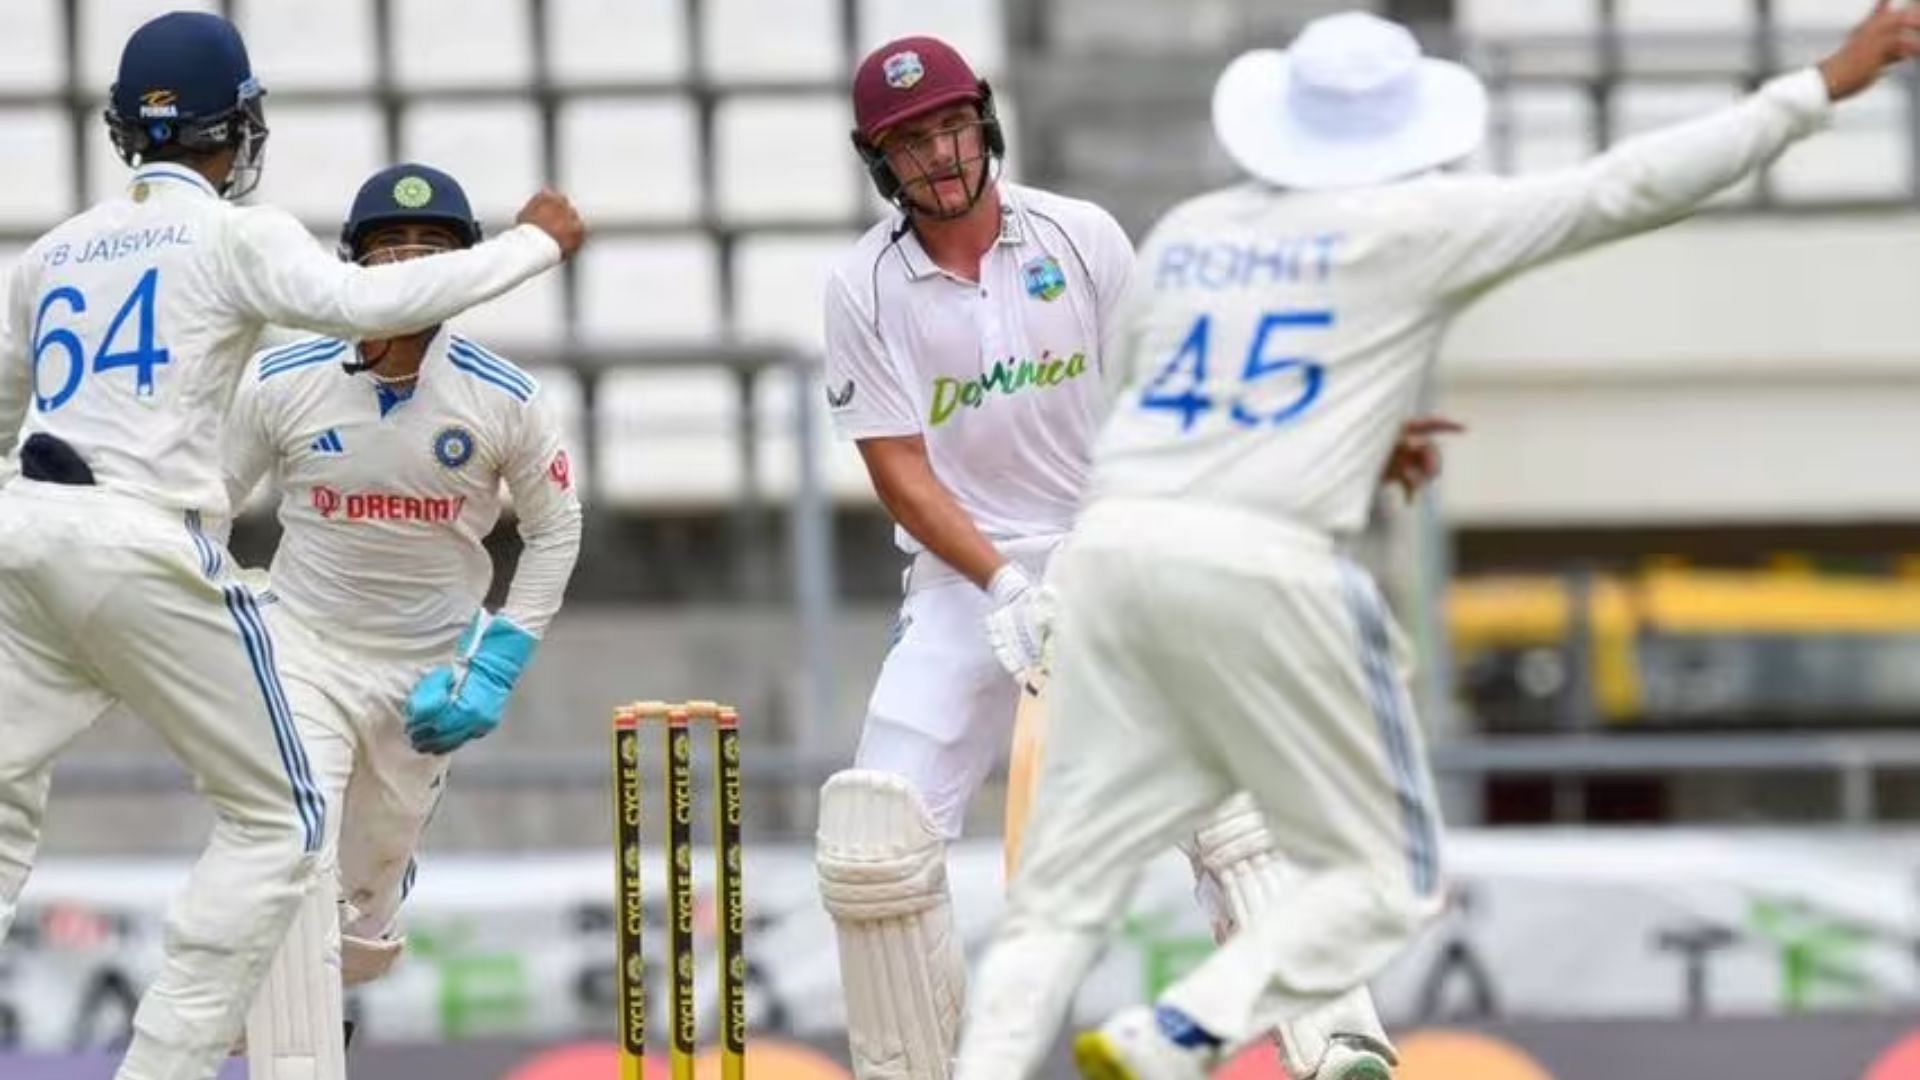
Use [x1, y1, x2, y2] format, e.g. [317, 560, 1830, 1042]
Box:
[433, 426, 475, 470]
[1023, 256, 1066, 302]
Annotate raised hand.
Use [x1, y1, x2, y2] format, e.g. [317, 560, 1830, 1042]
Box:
[1382, 415, 1466, 503]
[515, 187, 586, 259]
[1818, 0, 1920, 102]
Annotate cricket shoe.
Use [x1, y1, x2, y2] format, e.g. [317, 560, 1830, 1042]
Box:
[1316, 1034, 1395, 1080]
[1072, 1005, 1220, 1080]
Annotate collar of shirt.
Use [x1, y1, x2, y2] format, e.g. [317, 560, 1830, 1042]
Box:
[413, 326, 457, 388]
[891, 189, 1029, 282]
[357, 327, 449, 415]
[129, 162, 220, 200]
[374, 381, 415, 417]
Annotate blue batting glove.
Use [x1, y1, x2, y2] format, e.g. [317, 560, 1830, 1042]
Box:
[405, 613, 538, 755]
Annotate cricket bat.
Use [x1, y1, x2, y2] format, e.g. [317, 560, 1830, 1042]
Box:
[1003, 682, 1047, 881]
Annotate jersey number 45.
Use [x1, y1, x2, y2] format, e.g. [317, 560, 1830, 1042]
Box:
[1138, 309, 1329, 434]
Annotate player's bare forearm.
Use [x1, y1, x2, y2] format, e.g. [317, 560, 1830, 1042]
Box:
[1819, 1, 1920, 101]
[857, 434, 1005, 589]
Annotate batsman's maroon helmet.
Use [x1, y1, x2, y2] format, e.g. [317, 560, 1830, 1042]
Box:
[850, 36, 1006, 205]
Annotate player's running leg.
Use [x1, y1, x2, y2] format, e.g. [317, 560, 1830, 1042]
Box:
[1087, 553, 1443, 1074]
[1186, 795, 1395, 1080]
[110, 614, 327, 1077]
[16, 495, 332, 1080]
[0, 509, 118, 941]
[955, 541, 1232, 1080]
[1003, 638, 1394, 1077]
[817, 769, 969, 1079]
[245, 858, 347, 1079]
[817, 575, 1021, 1079]
[330, 666, 453, 984]
[245, 634, 358, 1080]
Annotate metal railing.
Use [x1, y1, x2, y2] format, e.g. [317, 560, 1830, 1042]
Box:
[54, 729, 1920, 833]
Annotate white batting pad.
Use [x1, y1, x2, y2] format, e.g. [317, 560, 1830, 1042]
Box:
[245, 871, 347, 1080]
[816, 769, 965, 1080]
[1189, 793, 1394, 1078]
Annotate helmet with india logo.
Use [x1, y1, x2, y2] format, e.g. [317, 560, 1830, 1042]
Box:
[339, 163, 483, 263]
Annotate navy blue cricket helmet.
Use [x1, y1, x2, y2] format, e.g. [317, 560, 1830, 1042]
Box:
[339, 163, 484, 261]
[104, 11, 269, 198]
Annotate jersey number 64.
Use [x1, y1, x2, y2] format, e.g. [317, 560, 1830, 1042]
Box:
[32, 268, 171, 412]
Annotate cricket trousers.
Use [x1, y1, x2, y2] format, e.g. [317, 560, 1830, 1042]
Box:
[0, 480, 326, 1080]
[956, 498, 1447, 1078]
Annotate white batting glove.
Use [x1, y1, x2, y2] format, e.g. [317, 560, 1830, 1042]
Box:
[984, 563, 1051, 692]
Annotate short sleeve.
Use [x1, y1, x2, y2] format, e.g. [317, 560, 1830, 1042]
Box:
[822, 269, 921, 440]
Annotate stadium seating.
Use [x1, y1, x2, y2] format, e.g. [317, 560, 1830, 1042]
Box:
[732, 232, 846, 343]
[715, 95, 862, 224]
[400, 102, 544, 222]
[754, 365, 879, 503]
[250, 103, 386, 224]
[860, 0, 1004, 73]
[558, 97, 702, 224]
[704, 0, 844, 83]
[0, 0, 65, 92]
[451, 264, 567, 353]
[545, 0, 689, 84]
[16, 0, 1916, 520]
[577, 234, 722, 345]
[596, 367, 743, 507]
[0, 109, 75, 228]
[391, 0, 533, 89]
[1460, 0, 1601, 37]
[236, 0, 377, 90]
[80, 0, 218, 90]
[1486, 88, 1594, 175]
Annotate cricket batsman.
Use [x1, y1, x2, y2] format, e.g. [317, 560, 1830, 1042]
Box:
[952, 5, 1920, 1078]
[812, 33, 1443, 1080]
[225, 163, 583, 1078]
[0, 12, 582, 1079]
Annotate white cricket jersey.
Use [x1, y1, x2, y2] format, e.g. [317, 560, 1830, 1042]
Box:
[0, 162, 561, 520]
[1091, 70, 1833, 536]
[225, 331, 582, 651]
[823, 182, 1135, 550]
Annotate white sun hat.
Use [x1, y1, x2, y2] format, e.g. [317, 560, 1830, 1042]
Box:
[1212, 10, 1490, 190]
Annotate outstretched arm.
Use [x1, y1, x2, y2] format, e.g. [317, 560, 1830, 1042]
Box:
[1429, 0, 1920, 296]
[221, 189, 585, 340]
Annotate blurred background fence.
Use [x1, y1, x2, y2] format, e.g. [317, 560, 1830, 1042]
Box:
[8, 0, 1920, 1073]
[4, 0, 1916, 848]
